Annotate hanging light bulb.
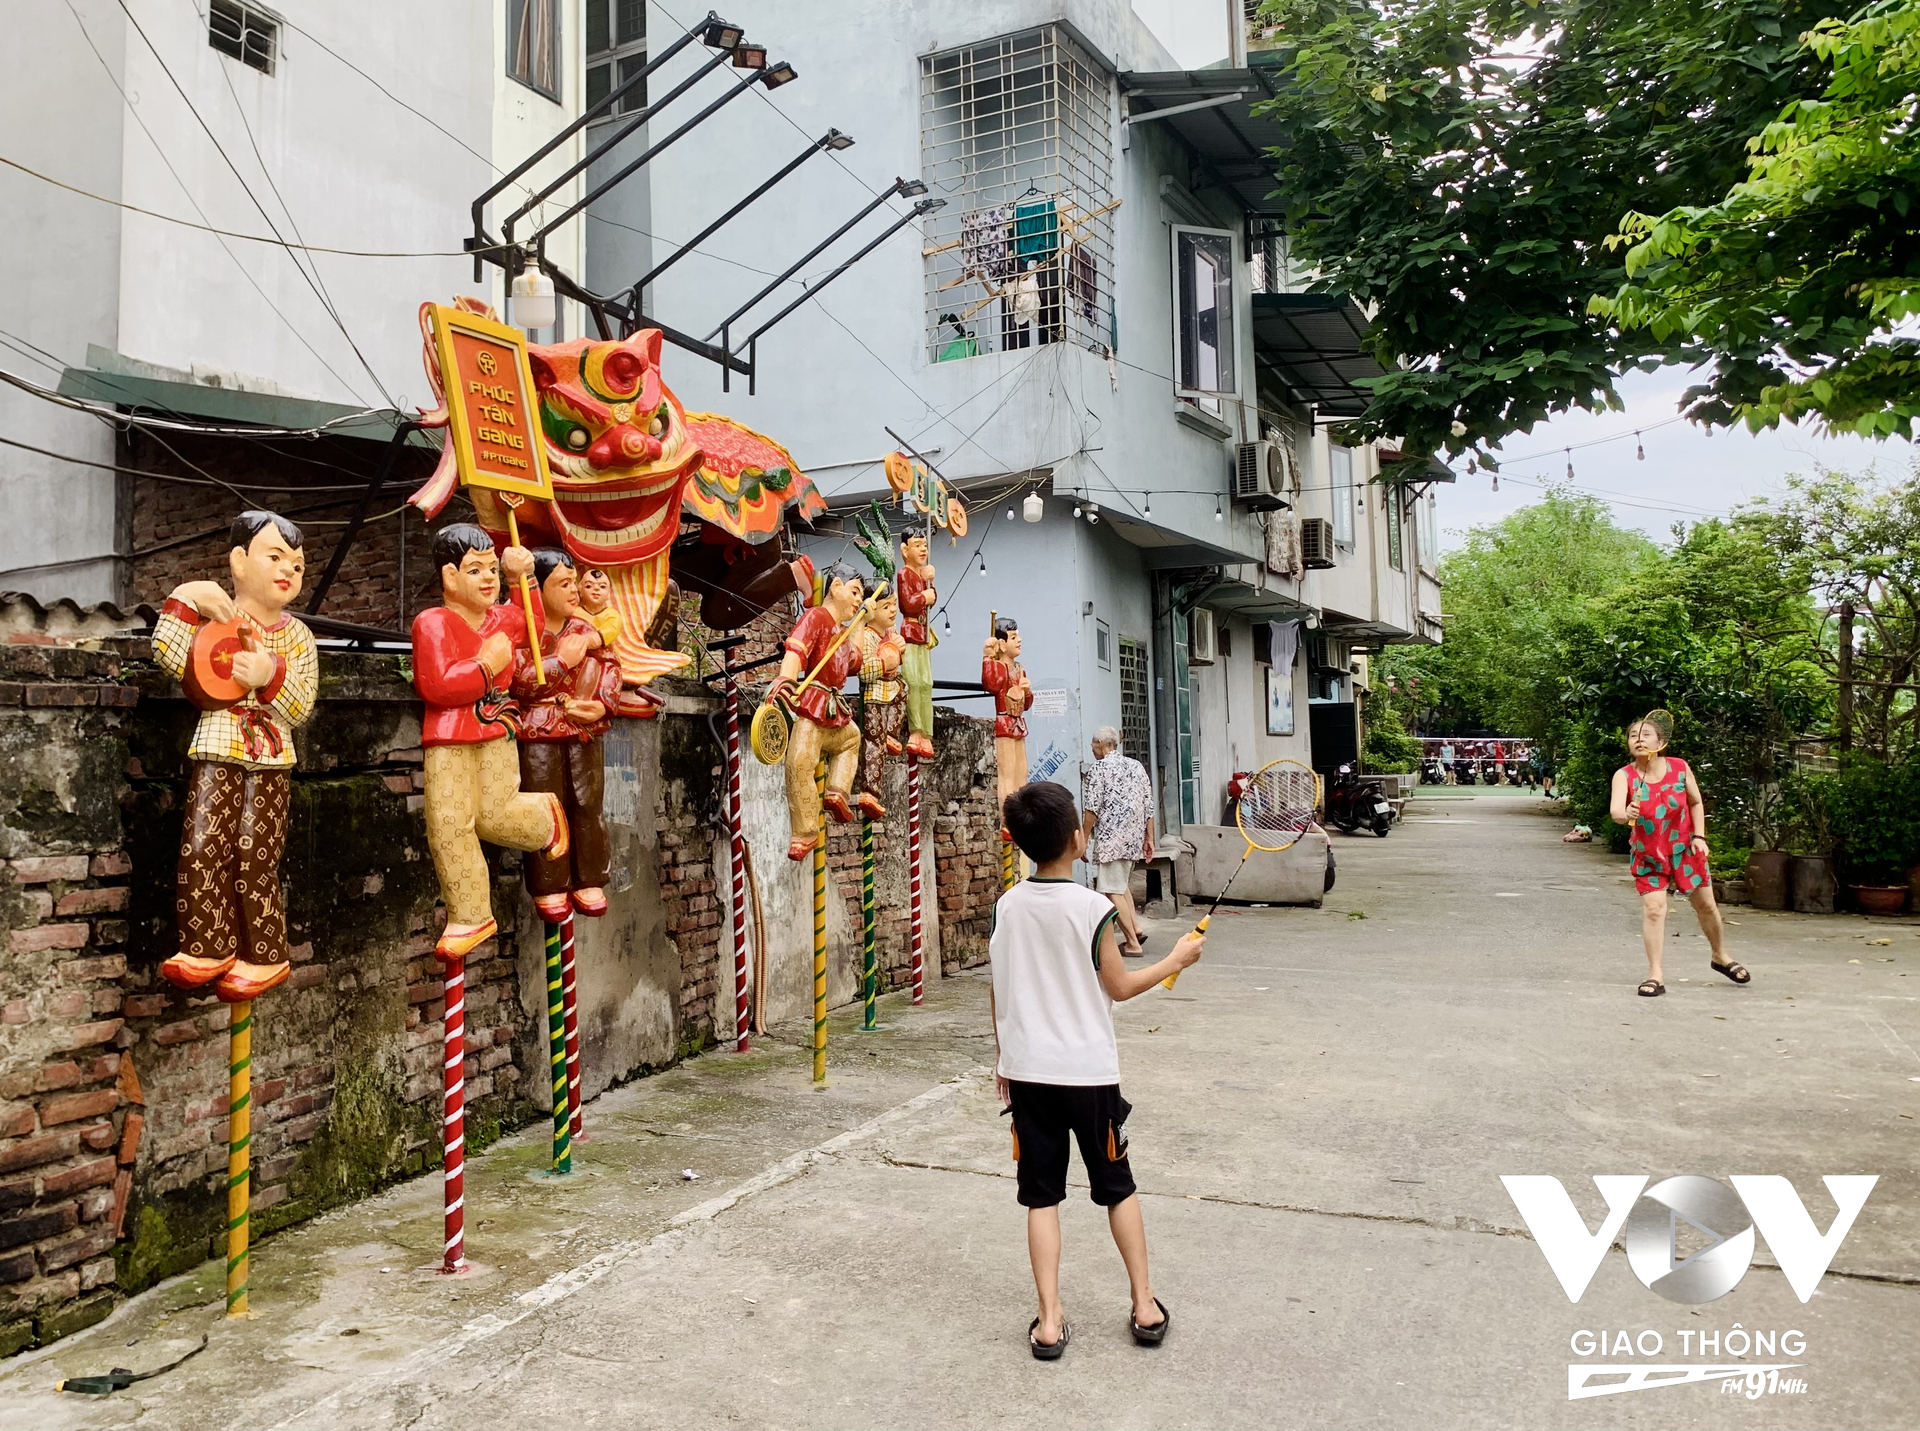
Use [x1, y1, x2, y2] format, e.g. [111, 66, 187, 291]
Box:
[510, 264, 556, 332]
[978, 552, 986, 575]
[1491, 472, 1499, 492]
[1565, 447, 1574, 481]
[1073, 505, 1083, 519]
[943, 614, 952, 636]
[1467, 456, 1477, 475]
[1636, 431, 1645, 461]
[1005, 508, 1015, 520]
[1143, 491, 1153, 517]
[1022, 491, 1044, 523]
[1214, 495, 1223, 522]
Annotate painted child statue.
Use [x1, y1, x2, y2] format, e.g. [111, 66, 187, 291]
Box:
[154, 511, 319, 1002]
[411, 524, 571, 961]
[981, 617, 1032, 835]
[576, 565, 663, 719]
[511, 550, 622, 921]
[896, 532, 937, 760]
[769, 562, 867, 861]
[854, 584, 906, 820]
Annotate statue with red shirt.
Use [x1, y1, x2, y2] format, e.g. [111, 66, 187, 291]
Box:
[411, 523, 573, 961]
[982, 617, 1033, 835]
[510, 549, 622, 921]
[768, 562, 868, 861]
[896, 531, 937, 760]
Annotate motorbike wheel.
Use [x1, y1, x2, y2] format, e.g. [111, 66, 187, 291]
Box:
[1372, 818, 1392, 837]
[1334, 816, 1360, 834]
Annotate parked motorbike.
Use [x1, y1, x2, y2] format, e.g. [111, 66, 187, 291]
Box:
[1420, 757, 1446, 785]
[1327, 763, 1395, 837]
[1480, 758, 1500, 785]
[1504, 759, 1522, 785]
[1453, 760, 1477, 786]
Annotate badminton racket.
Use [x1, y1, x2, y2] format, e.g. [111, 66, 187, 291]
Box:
[1162, 757, 1320, 989]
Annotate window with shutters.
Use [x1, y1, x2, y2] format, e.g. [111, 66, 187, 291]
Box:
[1330, 444, 1355, 549]
[1119, 637, 1151, 777]
[587, 0, 647, 115]
[508, 0, 563, 102]
[1387, 485, 1405, 571]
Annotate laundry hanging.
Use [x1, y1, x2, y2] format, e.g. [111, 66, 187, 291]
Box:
[1012, 198, 1059, 264]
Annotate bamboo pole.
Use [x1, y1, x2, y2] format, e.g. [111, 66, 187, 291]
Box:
[907, 756, 924, 1005]
[545, 921, 570, 1173]
[225, 1002, 252, 1316]
[441, 956, 467, 1272]
[813, 762, 828, 1083]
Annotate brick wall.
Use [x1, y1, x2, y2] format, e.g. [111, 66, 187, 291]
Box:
[123, 428, 450, 633]
[0, 628, 1001, 1355]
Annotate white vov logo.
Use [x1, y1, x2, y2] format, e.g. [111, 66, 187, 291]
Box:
[1500, 1174, 1877, 1303]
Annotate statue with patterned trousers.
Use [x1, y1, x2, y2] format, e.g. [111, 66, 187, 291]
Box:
[154, 511, 319, 1003]
[770, 562, 868, 861]
[855, 585, 906, 820]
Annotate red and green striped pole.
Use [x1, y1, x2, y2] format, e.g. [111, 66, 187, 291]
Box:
[225, 1000, 252, 1315]
[907, 757, 924, 1005]
[859, 816, 877, 1031]
[559, 911, 582, 1137]
[545, 921, 570, 1173]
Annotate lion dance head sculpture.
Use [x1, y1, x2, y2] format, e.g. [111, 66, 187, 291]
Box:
[408, 298, 826, 686]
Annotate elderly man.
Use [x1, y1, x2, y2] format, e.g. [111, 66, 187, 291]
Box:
[1082, 726, 1155, 955]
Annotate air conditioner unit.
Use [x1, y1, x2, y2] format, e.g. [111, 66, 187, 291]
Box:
[1231, 441, 1288, 511]
[1188, 607, 1217, 665]
[1300, 516, 1337, 569]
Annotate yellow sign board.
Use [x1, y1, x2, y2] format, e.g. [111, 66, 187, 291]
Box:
[427, 303, 554, 502]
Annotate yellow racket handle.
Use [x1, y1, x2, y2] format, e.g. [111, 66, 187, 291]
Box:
[502, 503, 544, 686]
[1159, 913, 1210, 990]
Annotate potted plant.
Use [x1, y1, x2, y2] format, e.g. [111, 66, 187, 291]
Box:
[1780, 771, 1838, 915]
[1744, 783, 1792, 911]
[1832, 757, 1913, 915]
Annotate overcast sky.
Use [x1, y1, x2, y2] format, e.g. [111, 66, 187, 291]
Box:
[1433, 367, 1913, 550]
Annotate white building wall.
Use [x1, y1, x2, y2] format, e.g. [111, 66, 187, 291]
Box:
[2, 0, 588, 602]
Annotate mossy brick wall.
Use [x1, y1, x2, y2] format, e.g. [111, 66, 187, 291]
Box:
[0, 638, 1002, 1355]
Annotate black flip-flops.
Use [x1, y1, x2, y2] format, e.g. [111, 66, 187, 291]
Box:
[1710, 959, 1751, 985]
[1637, 979, 1665, 997]
[1029, 1318, 1070, 1360]
[1130, 1298, 1171, 1346]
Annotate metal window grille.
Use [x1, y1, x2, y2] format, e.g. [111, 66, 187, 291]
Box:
[508, 0, 562, 102]
[919, 26, 1116, 362]
[1119, 637, 1151, 778]
[587, 0, 647, 114]
[1330, 444, 1355, 548]
[209, 0, 275, 75]
[1387, 485, 1404, 571]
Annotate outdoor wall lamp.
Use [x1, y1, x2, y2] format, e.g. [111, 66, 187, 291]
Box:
[900, 179, 929, 197]
[511, 264, 557, 332]
[825, 132, 856, 151]
[702, 18, 746, 48]
[761, 60, 800, 89]
[731, 43, 768, 69]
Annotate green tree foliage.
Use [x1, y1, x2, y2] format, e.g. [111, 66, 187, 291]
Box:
[1412, 490, 1658, 736]
[1256, 0, 1853, 456]
[1597, 1, 1920, 437]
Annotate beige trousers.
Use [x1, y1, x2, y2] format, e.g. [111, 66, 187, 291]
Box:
[994, 735, 1029, 819]
[784, 717, 861, 840]
[425, 738, 558, 925]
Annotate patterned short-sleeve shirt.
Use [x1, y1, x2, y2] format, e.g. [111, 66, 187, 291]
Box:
[1084, 752, 1151, 865]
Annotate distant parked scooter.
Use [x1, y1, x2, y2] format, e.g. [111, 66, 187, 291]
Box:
[1480, 757, 1500, 785]
[1453, 759, 1478, 786]
[1421, 756, 1446, 785]
[1327, 763, 1396, 837]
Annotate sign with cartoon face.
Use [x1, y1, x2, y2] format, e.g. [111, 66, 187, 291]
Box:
[427, 303, 555, 503]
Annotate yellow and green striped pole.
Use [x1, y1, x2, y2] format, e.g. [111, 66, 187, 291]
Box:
[226, 1000, 252, 1316]
[859, 817, 878, 1031]
[545, 921, 570, 1173]
[1001, 833, 1016, 892]
[812, 762, 827, 1082]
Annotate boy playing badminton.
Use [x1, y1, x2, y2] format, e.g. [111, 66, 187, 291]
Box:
[990, 781, 1203, 1359]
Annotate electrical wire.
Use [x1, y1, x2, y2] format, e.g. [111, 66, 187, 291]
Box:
[117, 0, 397, 407]
[60, 0, 372, 404]
[0, 367, 394, 439]
[0, 433, 421, 494]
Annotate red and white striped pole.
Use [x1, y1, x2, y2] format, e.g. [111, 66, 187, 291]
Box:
[907, 755, 924, 1005]
[723, 648, 750, 1051]
[440, 954, 467, 1273]
[559, 911, 582, 1136]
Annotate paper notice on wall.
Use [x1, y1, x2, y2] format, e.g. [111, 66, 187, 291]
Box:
[1029, 687, 1069, 718]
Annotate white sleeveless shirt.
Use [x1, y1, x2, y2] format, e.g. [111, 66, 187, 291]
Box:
[990, 877, 1121, 1085]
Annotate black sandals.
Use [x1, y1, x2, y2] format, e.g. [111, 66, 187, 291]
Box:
[1029, 1318, 1070, 1360]
[1130, 1298, 1171, 1346]
[1710, 959, 1751, 985]
[1637, 979, 1665, 997]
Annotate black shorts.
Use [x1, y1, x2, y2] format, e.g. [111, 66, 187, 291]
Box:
[1007, 1081, 1137, 1208]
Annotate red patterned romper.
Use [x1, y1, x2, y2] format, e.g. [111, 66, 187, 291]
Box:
[1625, 757, 1711, 896]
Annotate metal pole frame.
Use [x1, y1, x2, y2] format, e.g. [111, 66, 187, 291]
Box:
[440, 955, 468, 1272]
[722, 647, 751, 1051]
[907, 756, 924, 1005]
[812, 762, 828, 1083]
[306, 418, 420, 618]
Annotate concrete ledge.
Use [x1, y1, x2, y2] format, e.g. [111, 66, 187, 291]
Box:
[1184, 824, 1328, 906]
